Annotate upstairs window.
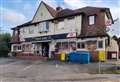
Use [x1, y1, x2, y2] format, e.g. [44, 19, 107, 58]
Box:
[22, 28, 26, 34]
[58, 19, 64, 30]
[89, 16, 95, 25]
[98, 40, 103, 48]
[28, 28, 34, 34]
[39, 21, 49, 33]
[66, 17, 75, 30]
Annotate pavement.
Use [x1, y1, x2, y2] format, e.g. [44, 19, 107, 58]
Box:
[0, 57, 120, 82]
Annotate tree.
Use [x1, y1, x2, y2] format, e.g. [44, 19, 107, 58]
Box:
[0, 33, 11, 57]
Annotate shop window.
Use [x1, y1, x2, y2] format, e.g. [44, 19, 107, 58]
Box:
[56, 42, 62, 49]
[70, 42, 76, 48]
[89, 15, 95, 25]
[98, 41, 103, 48]
[56, 41, 77, 52]
[21, 44, 32, 52]
[62, 42, 69, 50]
[13, 45, 21, 51]
[77, 42, 85, 49]
[18, 46, 21, 50]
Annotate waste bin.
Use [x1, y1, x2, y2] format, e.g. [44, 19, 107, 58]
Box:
[68, 51, 90, 64]
[99, 51, 106, 61]
[60, 51, 66, 61]
[77, 51, 91, 64]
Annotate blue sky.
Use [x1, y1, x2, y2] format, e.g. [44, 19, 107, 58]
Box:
[0, 0, 120, 37]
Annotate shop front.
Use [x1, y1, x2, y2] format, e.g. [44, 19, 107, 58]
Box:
[24, 33, 77, 58]
[33, 42, 50, 57]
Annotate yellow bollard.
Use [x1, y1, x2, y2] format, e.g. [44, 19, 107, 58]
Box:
[99, 51, 106, 62]
[60, 52, 65, 61]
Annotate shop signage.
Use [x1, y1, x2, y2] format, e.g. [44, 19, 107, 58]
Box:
[105, 19, 112, 32]
[67, 32, 76, 38]
[25, 33, 68, 42]
[34, 36, 52, 41]
[105, 19, 112, 27]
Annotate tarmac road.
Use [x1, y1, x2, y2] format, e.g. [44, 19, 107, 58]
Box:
[0, 58, 120, 82]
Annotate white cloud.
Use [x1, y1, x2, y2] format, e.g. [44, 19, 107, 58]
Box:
[64, 0, 87, 9]
[0, 7, 27, 27]
[36, 0, 57, 9]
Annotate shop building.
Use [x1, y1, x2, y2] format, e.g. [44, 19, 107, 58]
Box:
[10, 1, 119, 60]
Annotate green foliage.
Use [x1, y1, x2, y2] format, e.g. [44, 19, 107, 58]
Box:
[113, 70, 120, 74]
[0, 33, 11, 57]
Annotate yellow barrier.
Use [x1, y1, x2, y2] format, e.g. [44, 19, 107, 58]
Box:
[99, 51, 106, 61]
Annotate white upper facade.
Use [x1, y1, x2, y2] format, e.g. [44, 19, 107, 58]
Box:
[19, 2, 82, 40]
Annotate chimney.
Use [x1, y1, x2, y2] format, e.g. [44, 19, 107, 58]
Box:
[56, 7, 62, 11]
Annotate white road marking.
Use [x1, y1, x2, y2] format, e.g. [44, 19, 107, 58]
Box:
[0, 78, 3, 82]
[56, 64, 58, 68]
[22, 65, 33, 71]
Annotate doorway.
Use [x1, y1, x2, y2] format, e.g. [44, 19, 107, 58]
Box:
[42, 42, 49, 57]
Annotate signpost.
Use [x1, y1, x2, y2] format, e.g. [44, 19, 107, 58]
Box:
[98, 20, 112, 73]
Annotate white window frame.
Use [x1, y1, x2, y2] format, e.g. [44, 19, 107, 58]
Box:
[28, 27, 34, 34]
[77, 42, 85, 49]
[38, 22, 49, 32]
[13, 44, 22, 52]
[89, 16, 95, 25]
[97, 40, 103, 49]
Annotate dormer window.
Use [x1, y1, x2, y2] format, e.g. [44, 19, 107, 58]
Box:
[89, 15, 95, 25]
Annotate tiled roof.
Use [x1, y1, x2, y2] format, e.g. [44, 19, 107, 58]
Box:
[12, 2, 112, 29]
[43, 2, 57, 17]
[11, 21, 32, 30]
[55, 9, 75, 18]
[11, 2, 113, 38]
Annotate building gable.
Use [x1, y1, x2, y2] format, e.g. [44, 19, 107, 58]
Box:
[32, 1, 55, 23]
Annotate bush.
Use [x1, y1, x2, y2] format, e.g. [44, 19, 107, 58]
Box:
[0, 33, 11, 57]
[0, 43, 10, 57]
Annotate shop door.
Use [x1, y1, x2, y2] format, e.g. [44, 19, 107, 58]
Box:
[42, 42, 49, 57]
